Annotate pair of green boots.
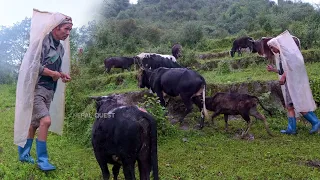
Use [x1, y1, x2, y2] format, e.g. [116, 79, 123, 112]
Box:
[18, 139, 56, 171]
[281, 112, 320, 135]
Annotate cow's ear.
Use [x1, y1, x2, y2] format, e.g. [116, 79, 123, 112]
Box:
[89, 96, 103, 111]
[90, 96, 103, 101]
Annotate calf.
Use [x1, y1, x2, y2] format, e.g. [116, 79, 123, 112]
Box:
[91, 96, 158, 180]
[193, 92, 273, 136]
[138, 67, 209, 127]
[104, 57, 136, 73]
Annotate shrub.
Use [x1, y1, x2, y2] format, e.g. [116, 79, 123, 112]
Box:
[138, 94, 178, 138]
[310, 77, 320, 104]
[216, 60, 231, 74]
[179, 50, 198, 68]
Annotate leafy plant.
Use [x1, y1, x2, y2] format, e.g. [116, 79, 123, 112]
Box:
[216, 60, 231, 74]
[138, 94, 178, 138]
[310, 77, 320, 104]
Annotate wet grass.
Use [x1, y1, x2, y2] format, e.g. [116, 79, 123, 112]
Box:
[2, 82, 320, 179]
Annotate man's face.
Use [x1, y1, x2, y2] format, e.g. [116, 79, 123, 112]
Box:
[269, 46, 280, 54]
[54, 23, 73, 41]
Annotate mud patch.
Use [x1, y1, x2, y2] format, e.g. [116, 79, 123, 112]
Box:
[233, 129, 255, 141]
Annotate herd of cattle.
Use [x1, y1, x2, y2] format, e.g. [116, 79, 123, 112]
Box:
[91, 37, 293, 179]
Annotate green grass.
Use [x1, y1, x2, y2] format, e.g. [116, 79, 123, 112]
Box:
[2, 49, 320, 179]
[0, 84, 102, 179]
[201, 62, 320, 84]
[2, 82, 320, 179]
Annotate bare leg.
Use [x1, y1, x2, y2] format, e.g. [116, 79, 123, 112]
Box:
[27, 126, 37, 139]
[287, 107, 295, 117]
[38, 116, 51, 141]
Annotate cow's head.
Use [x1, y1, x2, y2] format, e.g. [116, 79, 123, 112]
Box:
[137, 69, 151, 89]
[90, 96, 118, 113]
[247, 38, 255, 52]
[230, 50, 235, 57]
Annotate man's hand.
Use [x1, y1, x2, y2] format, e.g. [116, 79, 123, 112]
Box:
[60, 72, 71, 83]
[279, 73, 286, 85]
[266, 64, 277, 73]
[51, 71, 62, 81]
[42, 68, 61, 81]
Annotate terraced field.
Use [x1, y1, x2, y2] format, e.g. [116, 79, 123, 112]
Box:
[1, 48, 320, 179]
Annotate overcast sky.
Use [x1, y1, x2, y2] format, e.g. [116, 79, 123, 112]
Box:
[0, 0, 318, 28]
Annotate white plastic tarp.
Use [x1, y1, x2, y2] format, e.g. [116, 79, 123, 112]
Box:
[271, 30, 316, 113]
[14, 9, 71, 147]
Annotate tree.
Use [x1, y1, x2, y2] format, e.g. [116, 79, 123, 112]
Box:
[180, 22, 203, 46]
[0, 18, 30, 84]
[102, 0, 131, 18]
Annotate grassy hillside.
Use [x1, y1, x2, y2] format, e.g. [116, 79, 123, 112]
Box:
[1, 0, 320, 179]
[1, 84, 320, 179]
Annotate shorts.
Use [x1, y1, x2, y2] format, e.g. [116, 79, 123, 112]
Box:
[30, 85, 54, 128]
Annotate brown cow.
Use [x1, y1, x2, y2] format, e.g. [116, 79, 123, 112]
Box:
[193, 92, 273, 137]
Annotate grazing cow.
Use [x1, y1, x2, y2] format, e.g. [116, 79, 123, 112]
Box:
[193, 92, 273, 136]
[135, 53, 182, 70]
[171, 44, 183, 59]
[230, 36, 254, 57]
[138, 67, 209, 127]
[251, 36, 301, 62]
[91, 96, 159, 180]
[104, 57, 137, 73]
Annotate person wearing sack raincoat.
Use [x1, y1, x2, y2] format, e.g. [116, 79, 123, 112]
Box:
[15, 10, 73, 171]
[266, 30, 320, 135]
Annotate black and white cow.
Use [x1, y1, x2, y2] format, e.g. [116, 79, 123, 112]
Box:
[230, 36, 254, 57]
[135, 53, 182, 70]
[104, 57, 137, 73]
[91, 96, 159, 180]
[171, 44, 183, 59]
[138, 67, 209, 128]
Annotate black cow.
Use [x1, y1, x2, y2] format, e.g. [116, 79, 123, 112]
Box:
[193, 92, 273, 136]
[251, 36, 301, 63]
[230, 36, 254, 58]
[104, 57, 137, 73]
[91, 96, 159, 180]
[138, 67, 209, 127]
[135, 53, 182, 70]
[172, 44, 183, 59]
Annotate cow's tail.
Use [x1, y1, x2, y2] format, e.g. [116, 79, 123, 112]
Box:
[202, 85, 209, 120]
[253, 96, 272, 117]
[142, 112, 159, 180]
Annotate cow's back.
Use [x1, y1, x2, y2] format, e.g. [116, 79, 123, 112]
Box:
[153, 68, 205, 96]
[140, 54, 181, 69]
[209, 93, 257, 113]
[92, 106, 144, 160]
[104, 57, 133, 68]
